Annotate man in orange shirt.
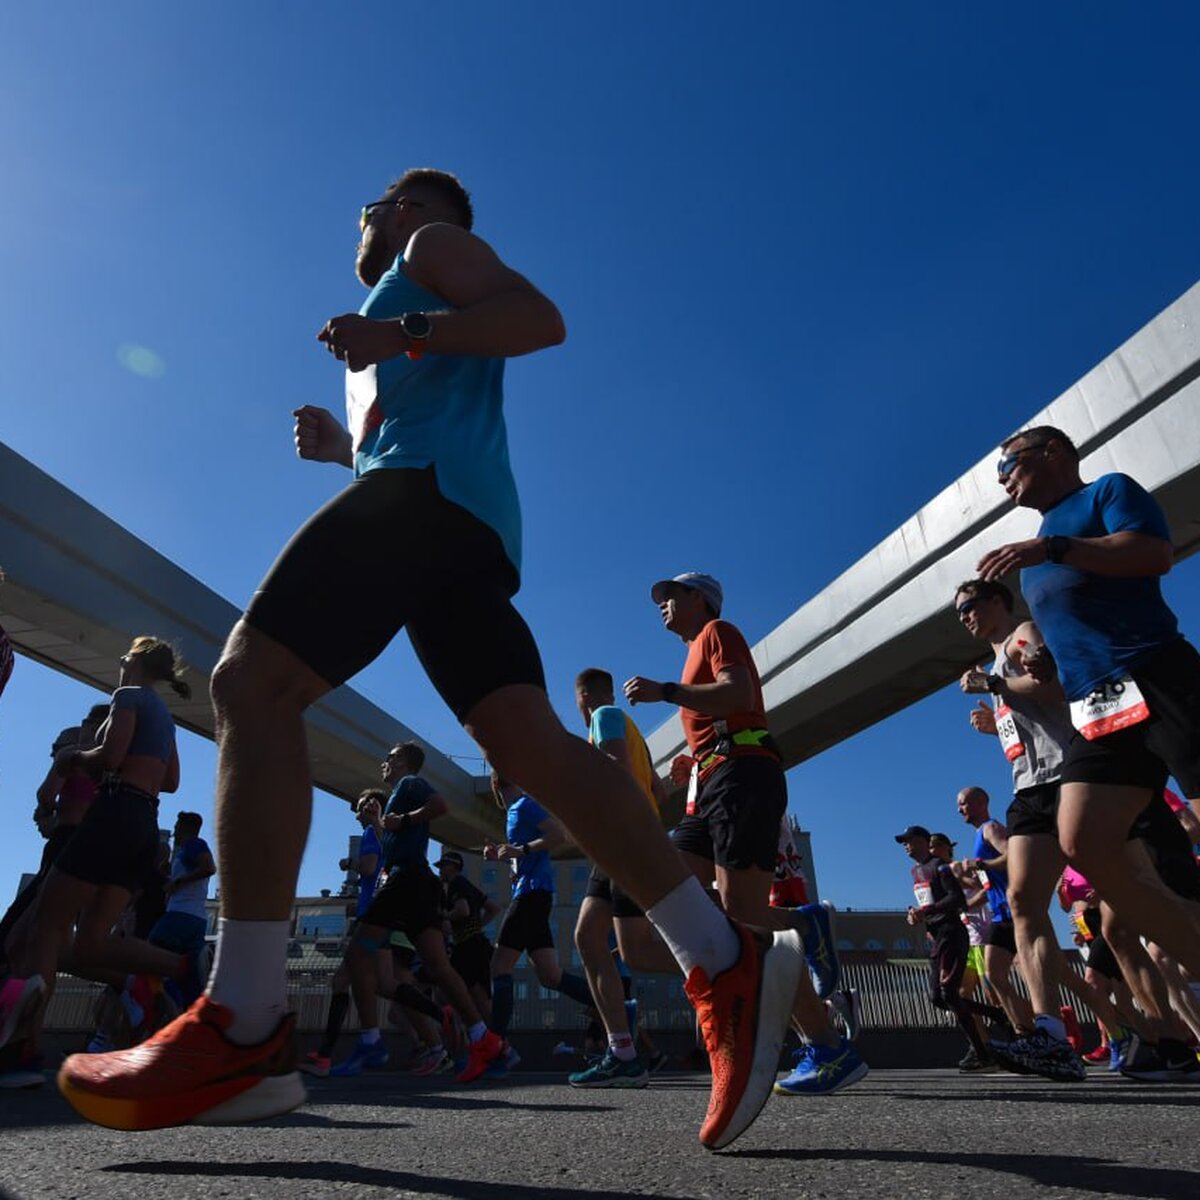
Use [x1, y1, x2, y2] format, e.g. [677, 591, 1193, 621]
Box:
[625, 572, 867, 1095]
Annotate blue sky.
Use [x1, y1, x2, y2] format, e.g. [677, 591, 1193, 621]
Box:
[2, 4, 1200, 937]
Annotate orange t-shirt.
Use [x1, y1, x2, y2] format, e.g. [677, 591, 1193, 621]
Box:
[680, 619, 770, 761]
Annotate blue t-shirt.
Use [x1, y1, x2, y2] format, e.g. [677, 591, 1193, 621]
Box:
[973, 826, 1012, 924]
[506, 795, 554, 897]
[380, 775, 435, 871]
[344, 253, 522, 574]
[1021, 474, 1178, 701]
[165, 835, 211, 919]
[356, 825, 382, 917]
[111, 686, 176, 763]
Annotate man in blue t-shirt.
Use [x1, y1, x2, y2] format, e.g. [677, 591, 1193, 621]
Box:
[978, 424, 1200, 996]
[338, 742, 506, 1080]
[485, 771, 598, 1067]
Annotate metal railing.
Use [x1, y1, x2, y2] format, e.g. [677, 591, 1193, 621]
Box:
[43, 951, 1096, 1035]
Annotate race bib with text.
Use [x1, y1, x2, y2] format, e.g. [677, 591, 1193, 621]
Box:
[1069, 677, 1151, 741]
[995, 703, 1026, 762]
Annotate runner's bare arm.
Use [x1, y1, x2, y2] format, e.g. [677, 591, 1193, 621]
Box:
[623, 665, 754, 715]
[383, 792, 448, 831]
[978, 530, 1172, 582]
[63, 707, 135, 775]
[318, 224, 565, 369]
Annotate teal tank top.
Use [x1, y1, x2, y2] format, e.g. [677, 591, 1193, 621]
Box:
[345, 253, 522, 573]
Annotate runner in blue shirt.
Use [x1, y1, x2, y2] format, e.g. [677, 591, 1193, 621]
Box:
[486, 772, 597, 1072]
[978, 425, 1200, 1036]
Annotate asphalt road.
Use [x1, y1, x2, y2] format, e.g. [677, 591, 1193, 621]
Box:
[2, 1067, 1198, 1200]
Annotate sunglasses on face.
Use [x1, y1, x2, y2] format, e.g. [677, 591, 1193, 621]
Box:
[996, 442, 1048, 479]
[359, 197, 426, 232]
[956, 599, 981, 619]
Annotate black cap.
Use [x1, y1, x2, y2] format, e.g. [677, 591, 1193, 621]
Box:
[435, 851, 464, 869]
[894, 824, 931, 843]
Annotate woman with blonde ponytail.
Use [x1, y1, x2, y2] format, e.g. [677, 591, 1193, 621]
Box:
[0, 636, 203, 1057]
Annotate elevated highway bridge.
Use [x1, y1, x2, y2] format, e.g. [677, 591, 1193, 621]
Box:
[4, 282, 1199, 843]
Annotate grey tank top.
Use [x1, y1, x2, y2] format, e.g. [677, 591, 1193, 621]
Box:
[993, 651, 1074, 792]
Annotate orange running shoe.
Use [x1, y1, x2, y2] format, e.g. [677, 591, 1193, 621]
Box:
[455, 1029, 505, 1083]
[58, 997, 304, 1130]
[685, 922, 803, 1152]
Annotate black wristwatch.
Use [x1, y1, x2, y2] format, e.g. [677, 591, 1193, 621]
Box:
[1045, 535, 1071, 564]
[661, 681, 679, 703]
[985, 674, 1004, 695]
[399, 311, 433, 342]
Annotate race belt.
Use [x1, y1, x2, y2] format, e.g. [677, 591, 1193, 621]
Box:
[696, 728, 780, 773]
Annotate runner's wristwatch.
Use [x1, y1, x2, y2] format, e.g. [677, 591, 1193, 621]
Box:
[1045, 535, 1071, 563]
[400, 311, 432, 360]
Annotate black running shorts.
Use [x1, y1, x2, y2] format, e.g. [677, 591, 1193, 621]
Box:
[450, 933, 494, 991]
[584, 865, 645, 919]
[1006, 782, 1060, 839]
[497, 888, 554, 953]
[361, 864, 443, 938]
[986, 920, 1018, 955]
[1060, 638, 1200, 797]
[54, 782, 159, 894]
[928, 922, 969, 1008]
[1130, 794, 1200, 902]
[669, 755, 786, 872]
[244, 466, 545, 721]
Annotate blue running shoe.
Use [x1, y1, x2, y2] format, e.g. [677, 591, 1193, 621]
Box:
[1109, 1031, 1133, 1073]
[568, 1050, 649, 1089]
[773, 1036, 868, 1095]
[330, 1036, 389, 1077]
[798, 902, 840, 1000]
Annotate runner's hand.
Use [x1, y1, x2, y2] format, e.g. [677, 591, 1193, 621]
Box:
[623, 676, 664, 705]
[293, 405, 352, 464]
[977, 537, 1048, 582]
[317, 313, 410, 371]
[960, 668, 990, 694]
[969, 701, 997, 735]
[482, 840, 499, 862]
[669, 754, 694, 786]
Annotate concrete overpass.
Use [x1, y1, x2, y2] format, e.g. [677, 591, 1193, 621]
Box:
[0, 442, 498, 847]
[646, 279, 1200, 773]
[4, 280, 1199, 839]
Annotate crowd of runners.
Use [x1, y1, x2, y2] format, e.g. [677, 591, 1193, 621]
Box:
[1, 169, 1199, 1151]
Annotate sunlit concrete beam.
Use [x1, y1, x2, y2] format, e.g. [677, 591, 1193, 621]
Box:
[647, 280, 1200, 775]
[0, 441, 497, 846]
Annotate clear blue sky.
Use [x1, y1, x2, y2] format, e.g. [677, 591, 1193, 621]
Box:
[3, 4, 1200, 935]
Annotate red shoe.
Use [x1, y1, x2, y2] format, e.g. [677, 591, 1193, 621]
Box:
[58, 997, 304, 1130]
[1082, 1043, 1110, 1064]
[455, 1030, 505, 1083]
[1059, 1006, 1083, 1053]
[685, 922, 804, 1151]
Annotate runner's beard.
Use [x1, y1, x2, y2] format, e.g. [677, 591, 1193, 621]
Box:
[356, 232, 395, 287]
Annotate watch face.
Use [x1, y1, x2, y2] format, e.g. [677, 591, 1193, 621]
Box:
[403, 311, 432, 340]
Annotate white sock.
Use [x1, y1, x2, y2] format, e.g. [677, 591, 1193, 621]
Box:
[646, 877, 741, 979]
[467, 1021, 488, 1043]
[609, 1033, 636, 1062]
[207, 918, 290, 1045]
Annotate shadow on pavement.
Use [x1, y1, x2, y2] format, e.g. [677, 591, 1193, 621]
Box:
[877, 1086, 1200, 1110]
[101, 1161, 667, 1199]
[728, 1147, 1200, 1200]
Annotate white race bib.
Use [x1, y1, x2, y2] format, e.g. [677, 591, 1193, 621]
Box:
[995, 703, 1026, 762]
[345, 364, 380, 453]
[913, 883, 933, 908]
[1069, 677, 1151, 741]
[685, 761, 699, 816]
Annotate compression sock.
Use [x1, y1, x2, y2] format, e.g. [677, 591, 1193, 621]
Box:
[554, 970, 595, 1009]
[388, 982, 443, 1023]
[207, 918, 290, 1045]
[360, 1027, 381, 1045]
[492, 974, 514, 1038]
[467, 1021, 488, 1043]
[319, 991, 351, 1057]
[646, 877, 741, 979]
